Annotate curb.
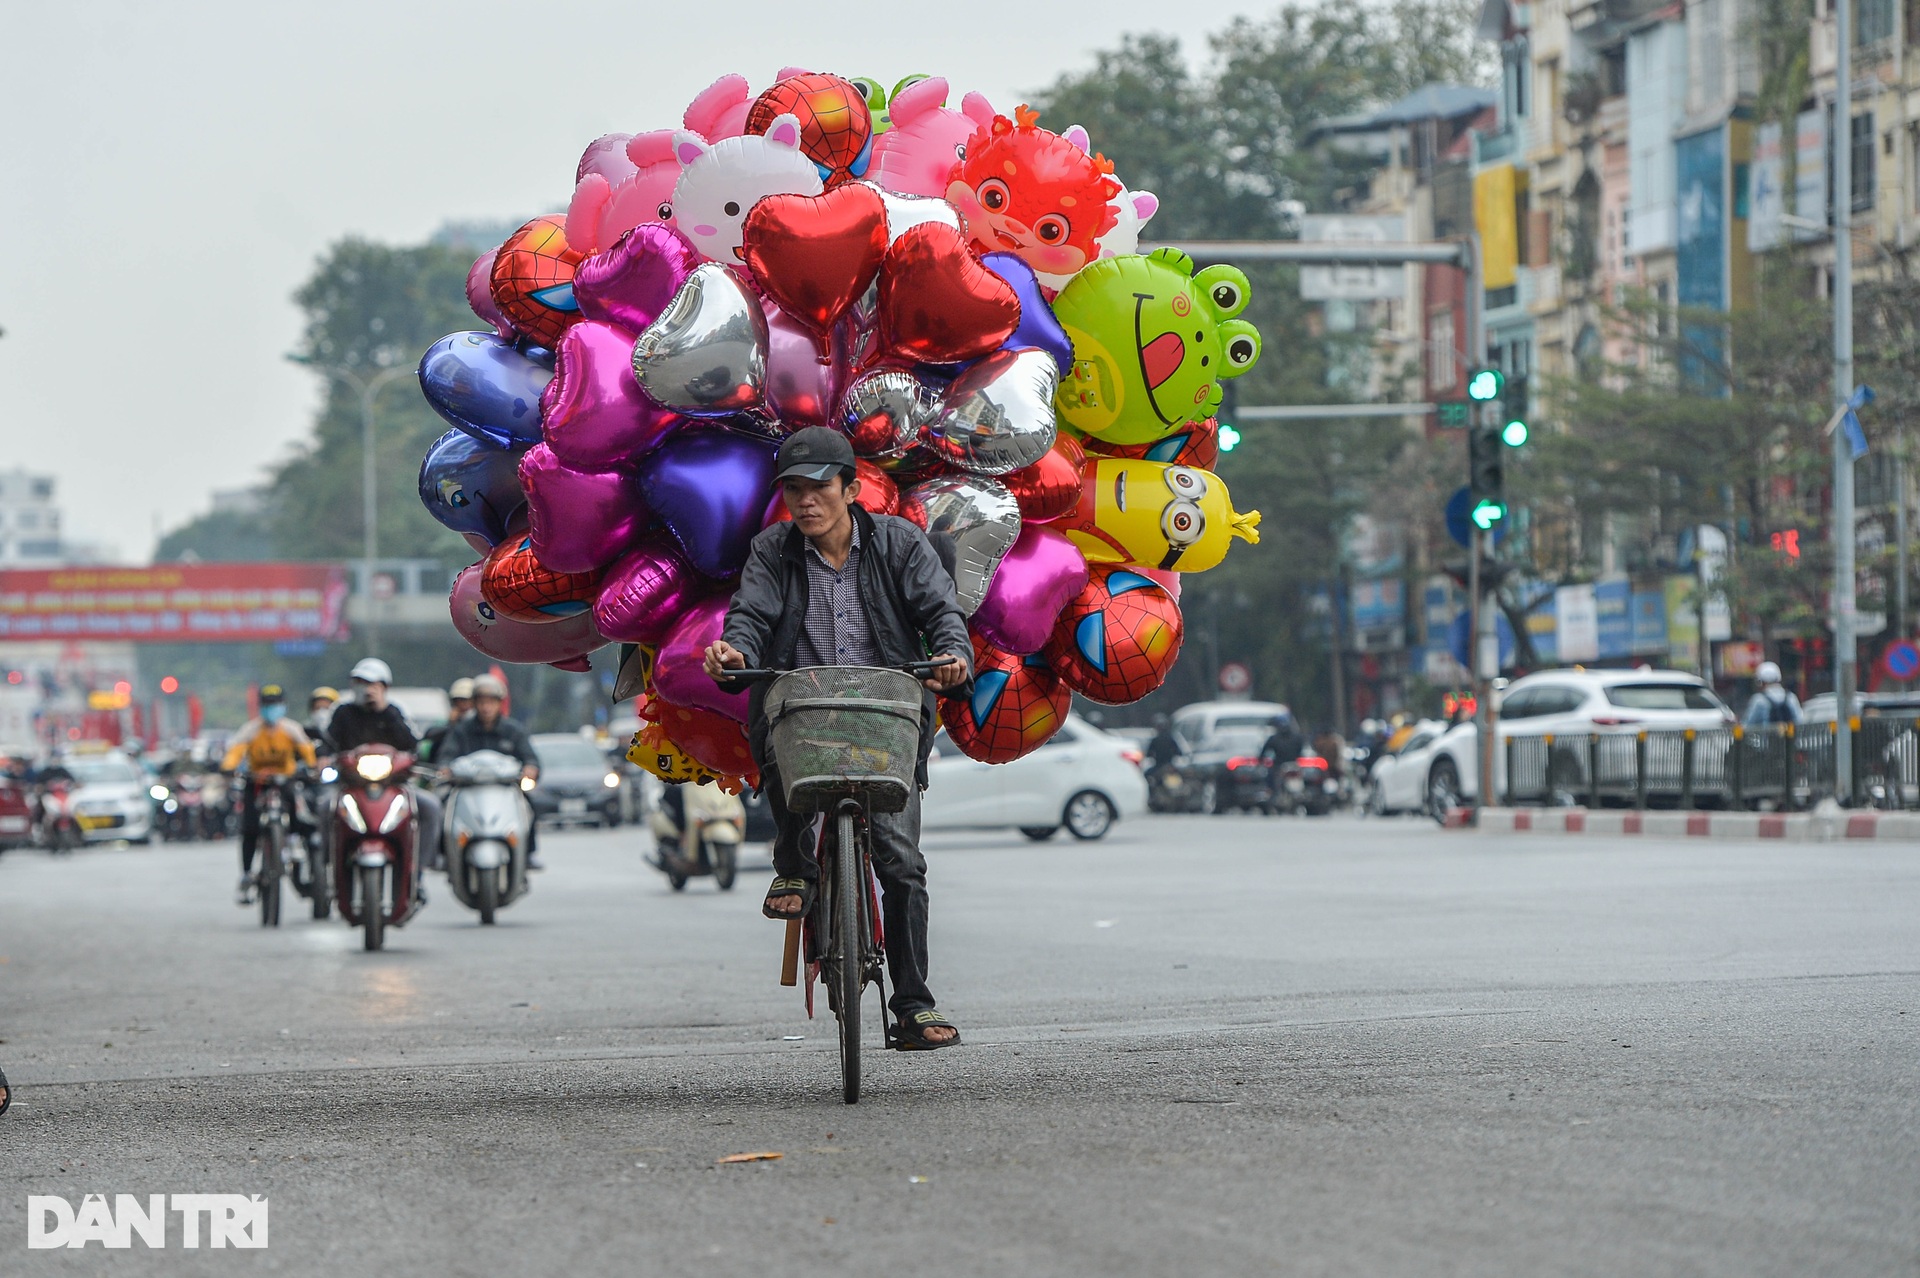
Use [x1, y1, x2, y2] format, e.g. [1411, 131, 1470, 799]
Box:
[1464, 807, 1920, 842]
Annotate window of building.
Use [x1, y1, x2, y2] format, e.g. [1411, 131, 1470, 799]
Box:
[1857, 0, 1896, 44]
[1429, 309, 1457, 392]
[1504, 37, 1531, 123]
[1852, 112, 1876, 212]
[1696, 0, 1724, 105]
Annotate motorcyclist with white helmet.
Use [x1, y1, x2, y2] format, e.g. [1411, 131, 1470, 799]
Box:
[1742, 661, 1805, 729]
[322, 658, 442, 898]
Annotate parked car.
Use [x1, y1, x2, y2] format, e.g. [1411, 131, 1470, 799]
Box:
[926, 714, 1146, 841]
[1161, 700, 1289, 814]
[60, 752, 155, 843]
[528, 733, 626, 827]
[0, 771, 32, 851]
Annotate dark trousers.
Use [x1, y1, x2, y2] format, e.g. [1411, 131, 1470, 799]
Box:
[765, 766, 934, 1019]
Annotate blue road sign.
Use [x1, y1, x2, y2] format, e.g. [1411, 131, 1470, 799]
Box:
[1883, 639, 1919, 680]
[1448, 610, 1516, 670]
[1445, 485, 1509, 549]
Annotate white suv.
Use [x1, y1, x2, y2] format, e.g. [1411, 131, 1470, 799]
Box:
[1412, 669, 1734, 812]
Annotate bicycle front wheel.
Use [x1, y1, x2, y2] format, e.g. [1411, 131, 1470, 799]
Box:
[834, 809, 863, 1105]
[259, 826, 282, 928]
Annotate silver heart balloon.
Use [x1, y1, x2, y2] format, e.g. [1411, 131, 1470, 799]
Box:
[926, 348, 1059, 476]
[840, 368, 940, 459]
[903, 475, 1021, 614]
[860, 181, 965, 246]
[630, 262, 768, 417]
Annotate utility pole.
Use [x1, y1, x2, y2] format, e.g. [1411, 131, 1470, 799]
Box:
[305, 362, 414, 659]
[1832, 0, 1857, 798]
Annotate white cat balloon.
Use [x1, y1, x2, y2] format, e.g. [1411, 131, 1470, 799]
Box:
[670, 113, 823, 265]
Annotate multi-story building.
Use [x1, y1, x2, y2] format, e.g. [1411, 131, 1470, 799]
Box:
[0, 470, 71, 568]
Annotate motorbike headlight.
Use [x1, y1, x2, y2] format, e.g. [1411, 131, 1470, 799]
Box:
[378, 793, 410, 834]
[339, 793, 368, 833]
[149, 785, 169, 801]
[520, 776, 537, 792]
[602, 772, 620, 789]
[355, 754, 393, 782]
[320, 766, 338, 784]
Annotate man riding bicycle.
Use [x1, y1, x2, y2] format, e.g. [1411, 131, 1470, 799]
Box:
[220, 684, 317, 905]
[703, 427, 970, 1050]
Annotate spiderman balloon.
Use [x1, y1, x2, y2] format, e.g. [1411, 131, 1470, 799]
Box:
[938, 634, 1072, 763]
[748, 73, 874, 187]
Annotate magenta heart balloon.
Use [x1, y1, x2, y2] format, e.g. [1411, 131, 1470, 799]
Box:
[636, 429, 779, 579]
[450, 564, 607, 665]
[969, 525, 1089, 654]
[519, 444, 651, 574]
[542, 320, 685, 471]
[574, 222, 702, 334]
[763, 300, 848, 431]
[467, 250, 515, 341]
[592, 533, 705, 644]
[651, 594, 749, 723]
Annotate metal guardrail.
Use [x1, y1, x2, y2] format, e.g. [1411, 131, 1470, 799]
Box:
[1501, 719, 1920, 811]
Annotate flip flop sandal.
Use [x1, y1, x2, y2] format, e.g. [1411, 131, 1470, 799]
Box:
[887, 1009, 962, 1051]
[761, 877, 815, 921]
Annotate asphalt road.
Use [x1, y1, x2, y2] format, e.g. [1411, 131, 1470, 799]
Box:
[2, 813, 1916, 1276]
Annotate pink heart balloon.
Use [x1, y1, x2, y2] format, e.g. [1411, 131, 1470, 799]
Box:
[651, 594, 749, 722]
[763, 300, 849, 431]
[591, 533, 706, 644]
[466, 249, 515, 341]
[542, 320, 685, 471]
[450, 564, 607, 666]
[573, 223, 703, 333]
[968, 525, 1089, 655]
[519, 444, 651, 574]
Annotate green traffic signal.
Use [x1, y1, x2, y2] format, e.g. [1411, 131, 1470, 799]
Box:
[1467, 368, 1504, 402]
[1470, 499, 1507, 530]
[1217, 422, 1242, 453]
[1501, 418, 1529, 447]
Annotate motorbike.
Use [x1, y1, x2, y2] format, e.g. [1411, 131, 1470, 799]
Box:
[149, 774, 204, 842]
[1273, 752, 1339, 816]
[1146, 763, 1195, 813]
[439, 749, 533, 925]
[35, 773, 82, 854]
[286, 774, 330, 919]
[649, 780, 745, 891]
[330, 745, 419, 951]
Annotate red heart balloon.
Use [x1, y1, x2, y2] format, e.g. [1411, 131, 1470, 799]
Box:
[1002, 435, 1087, 523]
[742, 185, 889, 353]
[878, 222, 1021, 365]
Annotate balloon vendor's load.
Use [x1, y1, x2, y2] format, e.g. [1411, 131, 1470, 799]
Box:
[416, 70, 1263, 785]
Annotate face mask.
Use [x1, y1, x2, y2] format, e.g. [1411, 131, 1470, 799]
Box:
[262, 704, 286, 724]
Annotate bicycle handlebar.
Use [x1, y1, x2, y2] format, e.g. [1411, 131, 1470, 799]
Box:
[717, 659, 962, 685]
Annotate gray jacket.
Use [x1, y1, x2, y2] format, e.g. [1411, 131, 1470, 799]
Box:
[721, 505, 972, 785]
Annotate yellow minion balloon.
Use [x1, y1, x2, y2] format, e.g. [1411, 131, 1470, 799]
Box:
[1056, 458, 1261, 573]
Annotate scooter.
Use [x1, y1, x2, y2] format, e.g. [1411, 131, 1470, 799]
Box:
[1275, 752, 1338, 816]
[440, 749, 533, 925]
[330, 745, 419, 951]
[35, 773, 82, 854]
[649, 780, 745, 891]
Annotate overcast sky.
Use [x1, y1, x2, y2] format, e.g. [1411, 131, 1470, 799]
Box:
[1, 0, 1266, 562]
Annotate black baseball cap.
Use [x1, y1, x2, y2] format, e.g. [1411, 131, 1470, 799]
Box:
[774, 427, 856, 483]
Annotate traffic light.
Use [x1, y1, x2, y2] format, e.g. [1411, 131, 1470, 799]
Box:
[1466, 368, 1505, 402]
[1501, 416, 1529, 447]
[1468, 421, 1506, 530]
[1216, 381, 1242, 453]
[160, 676, 180, 694]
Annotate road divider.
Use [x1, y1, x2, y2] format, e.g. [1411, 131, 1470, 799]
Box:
[1455, 806, 1920, 842]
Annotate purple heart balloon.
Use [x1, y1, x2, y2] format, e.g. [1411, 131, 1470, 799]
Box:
[542, 320, 685, 471]
[418, 429, 528, 551]
[574, 222, 702, 334]
[763, 299, 848, 432]
[419, 331, 553, 449]
[518, 444, 652, 574]
[651, 594, 749, 723]
[982, 252, 1075, 375]
[969, 525, 1089, 654]
[636, 429, 779, 579]
[592, 533, 705, 644]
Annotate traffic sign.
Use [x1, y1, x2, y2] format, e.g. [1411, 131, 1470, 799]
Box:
[1445, 485, 1509, 549]
[1883, 640, 1920, 681]
[1447, 610, 1515, 670]
[1218, 661, 1253, 696]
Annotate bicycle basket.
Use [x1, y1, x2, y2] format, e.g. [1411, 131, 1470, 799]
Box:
[765, 667, 924, 814]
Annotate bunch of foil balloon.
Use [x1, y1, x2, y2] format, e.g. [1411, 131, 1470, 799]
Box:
[416, 69, 1265, 785]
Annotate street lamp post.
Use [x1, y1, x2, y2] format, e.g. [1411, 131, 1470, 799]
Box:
[1832, 0, 1857, 798]
[306, 363, 414, 658]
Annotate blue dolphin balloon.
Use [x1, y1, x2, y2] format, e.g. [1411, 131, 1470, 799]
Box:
[417, 331, 553, 449]
[418, 429, 529, 550]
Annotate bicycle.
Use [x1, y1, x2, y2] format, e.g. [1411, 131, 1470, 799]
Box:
[729, 662, 947, 1104]
[250, 776, 292, 928]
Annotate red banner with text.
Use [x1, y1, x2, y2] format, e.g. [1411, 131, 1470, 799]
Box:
[0, 564, 350, 643]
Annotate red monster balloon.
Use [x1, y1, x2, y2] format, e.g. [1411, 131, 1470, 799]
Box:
[1080, 418, 1220, 471]
[748, 73, 874, 188]
[644, 694, 759, 789]
[938, 632, 1071, 763]
[489, 215, 584, 349]
[1042, 566, 1184, 704]
[480, 534, 604, 623]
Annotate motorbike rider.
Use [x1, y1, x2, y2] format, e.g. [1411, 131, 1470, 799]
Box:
[1743, 661, 1805, 730]
[419, 677, 475, 764]
[324, 658, 441, 897]
[1260, 707, 1306, 768]
[433, 675, 541, 870]
[219, 684, 318, 905]
[1146, 714, 1181, 773]
[702, 427, 971, 1050]
[305, 686, 340, 749]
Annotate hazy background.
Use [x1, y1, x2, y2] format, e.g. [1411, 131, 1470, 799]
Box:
[0, 0, 1256, 561]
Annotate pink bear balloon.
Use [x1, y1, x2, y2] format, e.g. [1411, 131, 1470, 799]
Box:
[870, 77, 995, 198]
[564, 131, 683, 258]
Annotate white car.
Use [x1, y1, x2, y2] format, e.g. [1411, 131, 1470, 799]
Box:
[1366, 720, 1453, 816]
[63, 752, 154, 843]
[1379, 668, 1736, 815]
[926, 714, 1147, 841]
